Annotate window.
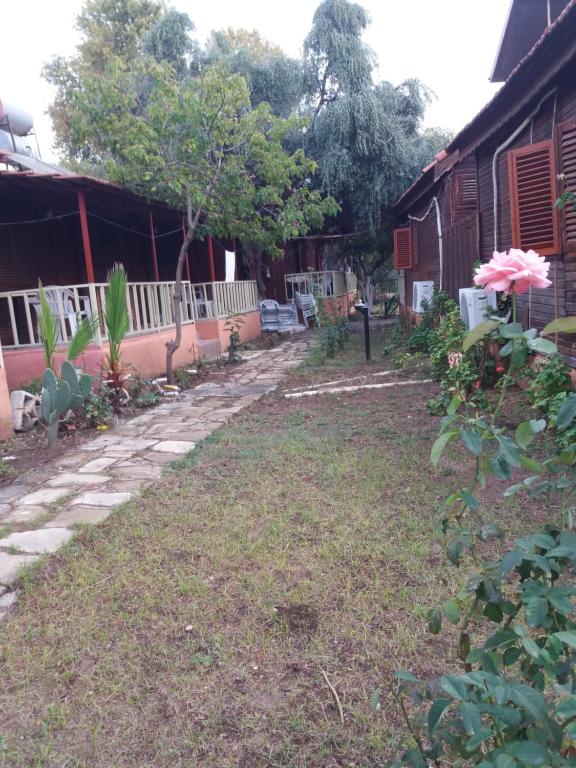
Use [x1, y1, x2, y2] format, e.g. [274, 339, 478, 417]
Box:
[557, 119, 576, 252]
[508, 139, 560, 257]
[393, 227, 413, 269]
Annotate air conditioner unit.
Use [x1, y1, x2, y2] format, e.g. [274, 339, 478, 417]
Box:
[459, 287, 497, 330]
[412, 281, 435, 313]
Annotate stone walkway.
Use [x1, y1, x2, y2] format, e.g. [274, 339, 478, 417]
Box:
[0, 337, 311, 622]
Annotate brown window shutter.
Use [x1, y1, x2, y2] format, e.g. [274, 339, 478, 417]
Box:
[451, 170, 478, 218]
[557, 119, 576, 252]
[393, 227, 412, 269]
[508, 139, 560, 257]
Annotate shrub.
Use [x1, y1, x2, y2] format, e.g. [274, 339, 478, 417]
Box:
[82, 391, 113, 427]
[527, 355, 572, 413]
[426, 306, 488, 414]
[388, 278, 576, 767]
[408, 291, 456, 353]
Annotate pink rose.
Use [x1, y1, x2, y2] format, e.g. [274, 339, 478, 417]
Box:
[473, 249, 551, 295]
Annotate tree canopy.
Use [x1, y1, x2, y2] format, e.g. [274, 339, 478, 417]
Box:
[70, 57, 337, 375]
[204, 29, 304, 118]
[44, 0, 452, 295]
[43, 0, 163, 156]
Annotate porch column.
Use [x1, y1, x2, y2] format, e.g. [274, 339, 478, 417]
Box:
[77, 190, 103, 347]
[233, 238, 237, 280]
[208, 235, 216, 283]
[148, 208, 160, 281]
[181, 219, 191, 281]
[0, 341, 12, 440]
[77, 189, 95, 283]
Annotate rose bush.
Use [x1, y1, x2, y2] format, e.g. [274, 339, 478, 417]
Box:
[386, 253, 576, 767]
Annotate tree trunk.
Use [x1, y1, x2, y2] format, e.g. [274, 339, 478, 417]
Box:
[243, 244, 267, 297]
[166, 201, 202, 384]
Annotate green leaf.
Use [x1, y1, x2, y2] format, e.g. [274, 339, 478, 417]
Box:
[427, 698, 452, 735]
[447, 395, 462, 415]
[442, 599, 460, 625]
[67, 315, 99, 362]
[553, 631, 576, 647]
[463, 319, 500, 352]
[461, 701, 482, 735]
[369, 687, 381, 714]
[524, 598, 549, 628]
[497, 436, 521, 468]
[460, 490, 479, 509]
[395, 670, 419, 682]
[431, 430, 457, 468]
[527, 336, 557, 355]
[428, 607, 442, 635]
[519, 454, 545, 473]
[515, 421, 534, 450]
[464, 727, 493, 751]
[460, 428, 483, 456]
[508, 684, 547, 720]
[508, 741, 549, 765]
[440, 675, 468, 701]
[500, 322, 524, 339]
[556, 394, 576, 430]
[556, 696, 576, 721]
[542, 316, 576, 336]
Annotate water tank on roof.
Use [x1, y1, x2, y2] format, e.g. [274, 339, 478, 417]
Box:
[0, 99, 33, 136]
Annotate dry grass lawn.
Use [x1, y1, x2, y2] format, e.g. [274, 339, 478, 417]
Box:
[0, 329, 545, 767]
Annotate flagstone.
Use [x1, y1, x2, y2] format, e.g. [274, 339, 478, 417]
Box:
[19, 487, 72, 505]
[0, 527, 72, 554]
[78, 457, 118, 474]
[71, 491, 133, 507]
[0, 552, 39, 585]
[45, 505, 112, 527]
[151, 440, 196, 454]
[3, 505, 47, 524]
[110, 464, 163, 479]
[47, 473, 110, 487]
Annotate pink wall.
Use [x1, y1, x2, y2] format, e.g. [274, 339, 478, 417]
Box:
[196, 311, 261, 352]
[4, 323, 200, 390]
[0, 364, 12, 439]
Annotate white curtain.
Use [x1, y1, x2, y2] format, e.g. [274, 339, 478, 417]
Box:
[225, 250, 236, 282]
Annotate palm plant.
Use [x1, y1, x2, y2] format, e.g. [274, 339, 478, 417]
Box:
[37, 284, 58, 370]
[37, 282, 99, 370]
[103, 263, 130, 407]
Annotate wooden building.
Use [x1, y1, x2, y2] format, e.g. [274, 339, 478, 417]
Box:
[392, 0, 576, 357]
[0, 151, 261, 388]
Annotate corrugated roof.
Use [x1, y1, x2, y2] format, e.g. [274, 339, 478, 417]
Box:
[0, 150, 77, 176]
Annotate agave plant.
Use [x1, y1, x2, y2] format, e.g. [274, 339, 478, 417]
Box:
[103, 263, 130, 408]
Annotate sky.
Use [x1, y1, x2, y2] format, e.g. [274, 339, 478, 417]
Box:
[0, 0, 510, 162]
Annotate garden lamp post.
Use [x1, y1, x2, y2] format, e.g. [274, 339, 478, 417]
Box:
[355, 302, 371, 361]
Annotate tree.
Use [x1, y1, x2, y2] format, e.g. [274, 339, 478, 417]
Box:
[297, 0, 453, 314]
[143, 9, 201, 77]
[71, 59, 337, 380]
[43, 0, 163, 158]
[303, 0, 374, 115]
[205, 28, 304, 118]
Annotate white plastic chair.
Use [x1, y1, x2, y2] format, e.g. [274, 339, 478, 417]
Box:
[29, 287, 91, 342]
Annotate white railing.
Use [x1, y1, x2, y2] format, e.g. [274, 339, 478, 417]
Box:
[285, 270, 357, 301]
[191, 281, 259, 320]
[0, 279, 259, 349]
[0, 281, 195, 349]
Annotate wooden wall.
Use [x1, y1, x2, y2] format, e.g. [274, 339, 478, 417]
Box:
[399, 64, 576, 361]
